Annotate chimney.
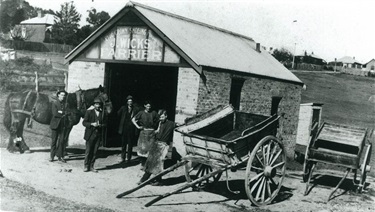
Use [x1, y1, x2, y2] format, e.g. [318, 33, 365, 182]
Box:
[256, 43, 261, 53]
[37, 10, 42, 18]
[353, 56, 355, 60]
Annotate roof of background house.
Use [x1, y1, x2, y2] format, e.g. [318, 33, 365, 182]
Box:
[365, 59, 375, 65]
[295, 53, 324, 60]
[65, 1, 302, 85]
[337, 56, 362, 64]
[20, 14, 55, 25]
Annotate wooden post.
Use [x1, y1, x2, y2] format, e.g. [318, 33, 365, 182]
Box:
[64, 72, 68, 91]
[34, 71, 39, 92]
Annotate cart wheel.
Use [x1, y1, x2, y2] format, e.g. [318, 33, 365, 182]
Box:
[359, 143, 372, 192]
[185, 162, 222, 189]
[245, 136, 286, 206]
[303, 142, 313, 182]
[303, 161, 314, 183]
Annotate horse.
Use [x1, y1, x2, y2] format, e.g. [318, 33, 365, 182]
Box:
[3, 85, 113, 153]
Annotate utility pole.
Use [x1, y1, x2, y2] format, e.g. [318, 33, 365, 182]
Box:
[291, 20, 297, 70]
[292, 42, 296, 69]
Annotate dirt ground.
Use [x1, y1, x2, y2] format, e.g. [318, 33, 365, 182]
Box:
[0, 144, 374, 212]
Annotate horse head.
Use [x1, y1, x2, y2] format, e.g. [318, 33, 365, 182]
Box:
[97, 92, 113, 114]
[76, 85, 112, 115]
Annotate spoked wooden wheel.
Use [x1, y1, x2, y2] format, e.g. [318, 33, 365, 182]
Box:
[185, 162, 222, 189]
[303, 141, 313, 183]
[359, 143, 372, 192]
[303, 161, 314, 183]
[245, 136, 286, 206]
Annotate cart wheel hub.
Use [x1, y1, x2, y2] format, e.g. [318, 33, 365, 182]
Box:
[264, 166, 276, 178]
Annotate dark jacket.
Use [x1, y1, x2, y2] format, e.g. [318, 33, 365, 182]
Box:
[82, 108, 106, 141]
[117, 104, 140, 135]
[50, 100, 67, 130]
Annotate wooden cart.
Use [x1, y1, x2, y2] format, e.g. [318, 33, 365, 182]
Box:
[303, 122, 373, 201]
[116, 105, 286, 207]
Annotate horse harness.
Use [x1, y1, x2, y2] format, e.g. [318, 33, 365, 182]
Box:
[10, 90, 85, 128]
[10, 90, 40, 127]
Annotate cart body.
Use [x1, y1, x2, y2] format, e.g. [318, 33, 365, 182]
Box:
[176, 105, 279, 167]
[303, 122, 372, 200]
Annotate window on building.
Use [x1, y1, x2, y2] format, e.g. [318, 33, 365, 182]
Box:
[229, 78, 245, 110]
[371, 65, 374, 70]
[271, 96, 282, 115]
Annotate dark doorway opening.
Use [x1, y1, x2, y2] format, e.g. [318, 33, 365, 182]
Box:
[104, 63, 179, 147]
[229, 78, 245, 110]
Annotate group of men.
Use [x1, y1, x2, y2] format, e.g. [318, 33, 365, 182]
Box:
[49, 90, 176, 184]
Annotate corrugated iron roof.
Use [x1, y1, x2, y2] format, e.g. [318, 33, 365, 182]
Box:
[65, 1, 302, 85]
[20, 14, 55, 25]
[133, 3, 301, 84]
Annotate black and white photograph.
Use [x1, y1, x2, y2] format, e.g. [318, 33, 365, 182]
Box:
[0, 0, 374, 211]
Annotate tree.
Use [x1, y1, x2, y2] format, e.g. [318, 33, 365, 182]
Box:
[272, 48, 293, 68]
[51, 1, 81, 45]
[0, 0, 23, 33]
[76, 8, 110, 44]
[86, 8, 110, 29]
[0, 0, 53, 34]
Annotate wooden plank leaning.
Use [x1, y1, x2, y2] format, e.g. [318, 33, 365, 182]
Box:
[116, 160, 188, 198]
[144, 163, 235, 207]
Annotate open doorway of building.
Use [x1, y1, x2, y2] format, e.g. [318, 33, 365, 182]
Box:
[104, 63, 179, 147]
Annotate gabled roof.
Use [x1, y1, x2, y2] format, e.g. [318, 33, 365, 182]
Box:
[337, 56, 362, 65]
[295, 52, 324, 60]
[65, 1, 302, 85]
[365, 59, 375, 65]
[20, 14, 55, 25]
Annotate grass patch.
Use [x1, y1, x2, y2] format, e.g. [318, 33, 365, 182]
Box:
[294, 72, 375, 129]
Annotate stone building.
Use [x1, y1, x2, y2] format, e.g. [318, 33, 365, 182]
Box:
[65, 2, 303, 157]
[19, 11, 54, 43]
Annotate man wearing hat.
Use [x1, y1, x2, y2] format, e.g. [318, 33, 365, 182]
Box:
[82, 97, 106, 172]
[117, 95, 140, 163]
[50, 90, 68, 163]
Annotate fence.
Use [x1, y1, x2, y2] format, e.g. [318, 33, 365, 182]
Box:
[1, 40, 73, 53]
[340, 67, 370, 77]
[295, 63, 324, 71]
[7, 71, 67, 91]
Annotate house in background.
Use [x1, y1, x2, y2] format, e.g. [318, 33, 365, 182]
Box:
[19, 11, 55, 43]
[294, 51, 327, 71]
[363, 59, 375, 71]
[336, 56, 363, 69]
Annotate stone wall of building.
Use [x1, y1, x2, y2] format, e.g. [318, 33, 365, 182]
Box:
[67, 61, 105, 145]
[195, 69, 303, 157]
[174, 67, 201, 125]
[173, 67, 201, 156]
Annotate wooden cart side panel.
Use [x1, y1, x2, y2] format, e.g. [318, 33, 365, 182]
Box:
[176, 105, 234, 133]
[309, 148, 359, 168]
[183, 136, 234, 165]
[314, 122, 368, 157]
[234, 116, 280, 160]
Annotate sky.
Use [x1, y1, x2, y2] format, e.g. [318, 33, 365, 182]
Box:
[26, 0, 375, 63]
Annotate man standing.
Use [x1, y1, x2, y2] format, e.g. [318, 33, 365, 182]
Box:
[138, 109, 175, 185]
[117, 95, 139, 163]
[82, 98, 105, 172]
[50, 90, 68, 163]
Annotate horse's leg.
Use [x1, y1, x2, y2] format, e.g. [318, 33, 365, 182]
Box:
[7, 113, 21, 153]
[7, 133, 19, 153]
[17, 116, 31, 153]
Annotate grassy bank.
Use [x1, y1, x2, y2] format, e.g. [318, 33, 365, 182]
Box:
[294, 72, 375, 129]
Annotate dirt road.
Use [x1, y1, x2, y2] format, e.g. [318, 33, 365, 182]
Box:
[1, 146, 374, 212]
